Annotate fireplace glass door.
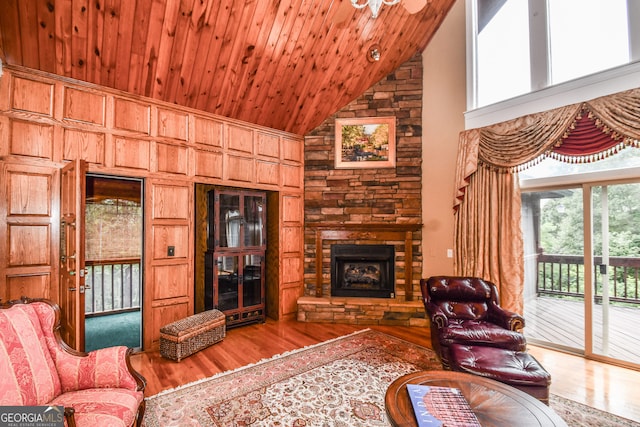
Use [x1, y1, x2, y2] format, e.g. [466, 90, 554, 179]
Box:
[331, 244, 395, 298]
[206, 189, 266, 327]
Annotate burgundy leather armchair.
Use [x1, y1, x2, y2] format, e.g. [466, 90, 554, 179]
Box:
[420, 276, 527, 368]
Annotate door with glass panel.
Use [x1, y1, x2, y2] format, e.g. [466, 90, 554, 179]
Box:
[206, 189, 266, 327]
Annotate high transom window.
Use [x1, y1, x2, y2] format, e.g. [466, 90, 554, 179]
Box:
[469, 0, 638, 109]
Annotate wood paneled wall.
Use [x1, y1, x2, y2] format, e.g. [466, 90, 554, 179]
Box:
[0, 66, 304, 349]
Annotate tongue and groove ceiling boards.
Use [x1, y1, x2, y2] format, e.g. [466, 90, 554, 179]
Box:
[0, 0, 455, 135]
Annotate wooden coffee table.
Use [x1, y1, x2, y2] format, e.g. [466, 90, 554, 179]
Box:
[385, 370, 568, 427]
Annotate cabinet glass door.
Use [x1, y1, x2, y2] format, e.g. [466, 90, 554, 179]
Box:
[243, 254, 264, 307]
[244, 195, 264, 247]
[218, 193, 241, 248]
[216, 255, 239, 312]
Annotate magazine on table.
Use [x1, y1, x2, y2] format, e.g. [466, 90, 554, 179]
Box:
[406, 384, 481, 427]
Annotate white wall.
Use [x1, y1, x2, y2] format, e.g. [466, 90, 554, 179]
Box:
[421, 0, 466, 278]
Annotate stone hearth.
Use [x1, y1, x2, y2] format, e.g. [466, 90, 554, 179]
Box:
[296, 296, 427, 327]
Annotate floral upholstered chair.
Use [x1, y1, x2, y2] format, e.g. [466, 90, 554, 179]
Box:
[0, 297, 146, 427]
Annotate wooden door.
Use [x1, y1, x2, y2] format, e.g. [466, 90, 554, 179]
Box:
[59, 159, 87, 351]
[0, 161, 59, 302]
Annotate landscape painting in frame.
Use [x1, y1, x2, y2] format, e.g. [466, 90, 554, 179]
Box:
[335, 116, 396, 169]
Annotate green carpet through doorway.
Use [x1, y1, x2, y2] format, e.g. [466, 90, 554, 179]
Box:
[85, 310, 141, 352]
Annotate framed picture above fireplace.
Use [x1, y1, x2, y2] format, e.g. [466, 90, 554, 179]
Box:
[335, 116, 396, 169]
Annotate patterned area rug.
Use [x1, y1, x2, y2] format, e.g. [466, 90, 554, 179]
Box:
[142, 329, 639, 427]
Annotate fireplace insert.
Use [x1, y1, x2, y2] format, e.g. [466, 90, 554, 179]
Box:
[330, 244, 395, 298]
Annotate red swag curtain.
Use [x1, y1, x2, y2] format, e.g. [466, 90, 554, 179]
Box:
[554, 113, 622, 156]
[453, 87, 640, 313]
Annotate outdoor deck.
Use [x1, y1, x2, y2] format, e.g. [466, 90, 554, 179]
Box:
[524, 296, 640, 366]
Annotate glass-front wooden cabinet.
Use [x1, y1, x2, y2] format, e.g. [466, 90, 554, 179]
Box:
[205, 190, 266, 327]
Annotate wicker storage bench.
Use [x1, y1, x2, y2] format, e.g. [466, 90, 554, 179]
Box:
[160, 309, 226, 361]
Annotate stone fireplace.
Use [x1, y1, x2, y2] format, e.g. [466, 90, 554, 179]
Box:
[299, 53, 426, 327]
[331, 244, 395, 298]
[296, 223, 425, 326]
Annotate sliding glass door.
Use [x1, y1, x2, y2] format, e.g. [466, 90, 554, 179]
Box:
[588, 182, 640, 365]
[522, 175, 640, 369]
[522, 186, 586, 353]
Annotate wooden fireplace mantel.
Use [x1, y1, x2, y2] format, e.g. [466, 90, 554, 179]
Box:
[312, 223, 422, 301]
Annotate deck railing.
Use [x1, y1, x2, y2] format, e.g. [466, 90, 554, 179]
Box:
[85, 258, 141, 316]
[537, 254, 640, 304]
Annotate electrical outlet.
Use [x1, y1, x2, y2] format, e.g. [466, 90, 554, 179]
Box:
[168, 246, 175, 256]
[447, 249, 454, 258]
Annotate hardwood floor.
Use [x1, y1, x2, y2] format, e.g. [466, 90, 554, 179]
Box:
[130, 319, 640, 423]
[524, 296, 640, 365]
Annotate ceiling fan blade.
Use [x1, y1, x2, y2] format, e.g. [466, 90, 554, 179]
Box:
[402, 0, 428, 14]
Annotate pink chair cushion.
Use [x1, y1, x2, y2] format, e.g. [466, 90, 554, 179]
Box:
[0, 304, 62, 405]
[54, 345, 140, 393]
[31, 301, 139, 393]
[50, 388, 144, 427]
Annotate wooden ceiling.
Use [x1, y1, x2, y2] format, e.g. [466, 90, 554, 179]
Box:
[0, 0, 455, 135]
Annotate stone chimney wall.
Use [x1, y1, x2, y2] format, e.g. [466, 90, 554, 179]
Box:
[299, 53, 425, 325]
